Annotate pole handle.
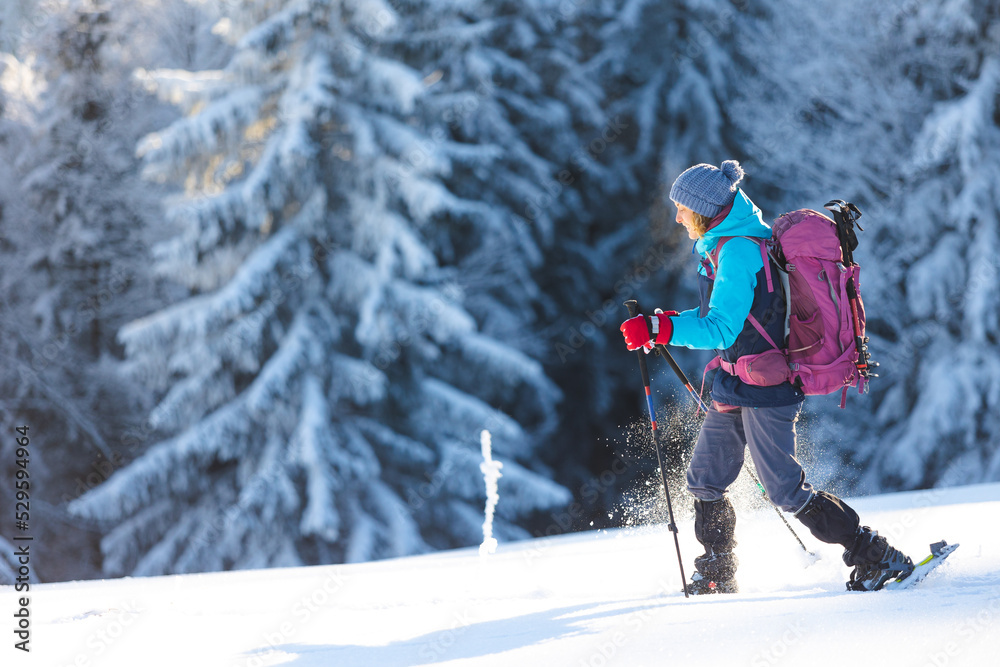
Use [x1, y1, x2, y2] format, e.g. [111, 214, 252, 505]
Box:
[627, 300, 689, 383]
[624, 300, 652, 387]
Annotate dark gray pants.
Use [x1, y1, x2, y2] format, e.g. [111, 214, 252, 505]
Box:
[686, 403, 813, 513]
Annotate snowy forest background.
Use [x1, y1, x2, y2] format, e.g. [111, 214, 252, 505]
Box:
[0, 0, 996, 583]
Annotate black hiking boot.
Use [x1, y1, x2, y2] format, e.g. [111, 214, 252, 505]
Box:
[687, 497, 739, 595]
[685, 549, 739, 595]
[843, 527, 914, 591]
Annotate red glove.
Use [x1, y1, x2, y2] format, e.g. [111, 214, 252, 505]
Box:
[620, 311, 676, 351]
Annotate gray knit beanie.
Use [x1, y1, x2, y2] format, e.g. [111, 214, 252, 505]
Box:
[669, 160, 745, 218]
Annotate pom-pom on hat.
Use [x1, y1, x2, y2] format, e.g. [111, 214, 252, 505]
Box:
[669, 160, 745, 218]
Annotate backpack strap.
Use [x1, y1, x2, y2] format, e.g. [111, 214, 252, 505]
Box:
[746, 313, 781, 351]
[705, 236, 731, 278]
[701, 235, 781, 397]
[708, 236, 774, 294]
[700, 356, 721, 410]
[760, 242, 774, 293]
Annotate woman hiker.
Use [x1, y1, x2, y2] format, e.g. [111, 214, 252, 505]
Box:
[619, 160, 913, 594]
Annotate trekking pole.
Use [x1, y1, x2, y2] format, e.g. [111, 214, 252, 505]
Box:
[624, 300, 689, 598]
[642, 310, 815, 558]
[746, 466, 815, 558]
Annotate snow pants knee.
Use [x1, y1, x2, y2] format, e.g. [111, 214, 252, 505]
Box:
[686, 403, 813, 513]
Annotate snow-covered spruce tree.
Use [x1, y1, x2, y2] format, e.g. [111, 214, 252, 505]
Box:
[730, 0, 1000, 491]
[728, 1, 914, 209]
[69, 0, 573, 575]
[722, 0, 934, 491]
[850, 2, 1000, 490]
[0, 1, 185, 581]
[547, 0, 759, 325]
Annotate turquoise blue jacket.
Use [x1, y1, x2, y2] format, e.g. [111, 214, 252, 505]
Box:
[668, 189, 803, 407]
[670, 189, 770, 350]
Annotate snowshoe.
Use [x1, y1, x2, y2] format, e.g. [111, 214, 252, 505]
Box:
[685, 570, 739, 595]
[843, 527, 914, 592]
[685, 549, 739, 595]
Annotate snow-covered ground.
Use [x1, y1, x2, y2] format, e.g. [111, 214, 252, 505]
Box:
[4, 482, 999, 667]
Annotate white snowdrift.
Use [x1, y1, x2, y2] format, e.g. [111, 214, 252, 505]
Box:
[3, 483, 999, 667]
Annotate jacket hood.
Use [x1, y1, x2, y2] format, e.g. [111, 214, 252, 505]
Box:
[694, 189, 770, 256]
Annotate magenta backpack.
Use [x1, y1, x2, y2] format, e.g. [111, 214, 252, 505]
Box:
[712, 200, 875, 407]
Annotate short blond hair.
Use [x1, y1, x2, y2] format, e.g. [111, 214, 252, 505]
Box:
[690, 211, 713, 238]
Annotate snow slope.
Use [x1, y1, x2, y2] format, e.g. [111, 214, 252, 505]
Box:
[4, 483, 999, 667]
